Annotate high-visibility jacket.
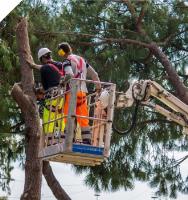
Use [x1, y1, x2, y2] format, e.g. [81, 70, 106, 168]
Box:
[43, 96, 65, 134]
[63, 54, 101, 93]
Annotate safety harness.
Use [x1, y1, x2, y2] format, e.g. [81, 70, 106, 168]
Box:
[47, 55, 84, 79]
[67, 54, 84, 78]
[67, 55, 87, 108]
[45, 56, 86, 110]
[48, 63, 65, 77]
[42, 61, 64, 113]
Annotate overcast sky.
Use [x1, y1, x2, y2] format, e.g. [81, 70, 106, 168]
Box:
[1, 152, 188, 200]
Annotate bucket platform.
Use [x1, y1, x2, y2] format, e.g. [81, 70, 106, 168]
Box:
[39, 79, 116, 166]
[39, 143, 104, 166]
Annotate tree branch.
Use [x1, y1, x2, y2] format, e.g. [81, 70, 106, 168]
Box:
[43, 161, 71, 200]
[149, 42, 188, 104]
[158, 28, 188, 46]
[123, 0, 150, 41]
[136, 4, 147, 36]
[122, 0, 137, 19]
[35, 30, 150, 48]
[11, 83, 33, 114]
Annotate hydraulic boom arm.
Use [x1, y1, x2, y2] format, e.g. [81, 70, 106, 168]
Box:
[116, 80, 188, 134]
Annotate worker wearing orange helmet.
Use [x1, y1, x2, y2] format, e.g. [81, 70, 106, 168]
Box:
[58, 42, 101, 144]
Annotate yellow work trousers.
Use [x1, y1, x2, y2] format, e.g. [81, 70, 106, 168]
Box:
[43, 97, 65, 134]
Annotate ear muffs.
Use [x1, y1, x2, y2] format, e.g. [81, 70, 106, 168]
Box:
[58, 49, 65, 57]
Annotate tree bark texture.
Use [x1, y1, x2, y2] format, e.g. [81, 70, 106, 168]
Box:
[43, 161, 72, 200]
[12, 17, 72, 200]
[11, 17, 43, 200]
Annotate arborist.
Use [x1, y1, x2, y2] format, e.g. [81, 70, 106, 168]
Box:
[58, 42, 101, 144]
[29, 48, 70, 137]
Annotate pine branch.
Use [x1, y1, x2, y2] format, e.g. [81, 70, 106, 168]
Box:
[149, 42, 188, 104]
[162, 155, 188, 173]
[159, 28, 188, 46]
[122, 0, 137, 19]
[136, 4, 146, 33]
[121, 0, 151, 41]
[35, 30, 150, 48]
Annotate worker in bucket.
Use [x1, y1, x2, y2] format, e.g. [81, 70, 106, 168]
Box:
[29, 48, 70, 144]
[57, 42, 101, 144]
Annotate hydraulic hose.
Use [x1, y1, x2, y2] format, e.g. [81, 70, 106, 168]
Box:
[112, 100, 140, 135]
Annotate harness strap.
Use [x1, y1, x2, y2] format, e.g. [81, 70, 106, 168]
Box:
[68, 55, 84, 78]
[48, 63, 64, 77]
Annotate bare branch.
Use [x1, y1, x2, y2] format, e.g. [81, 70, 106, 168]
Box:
[121, 0, 150, 41]
[77, 41, 106, 46]
[11, 83, 33, 114]
[43, 161, 71, 200]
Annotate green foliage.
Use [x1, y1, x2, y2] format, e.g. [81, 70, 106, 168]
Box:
[1, 0, 188, 198]
[0, 135, 24, 194]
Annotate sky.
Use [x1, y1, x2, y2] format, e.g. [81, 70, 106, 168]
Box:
[0, 153, 188, 200]
[1, 0, 188, 199]
[0, 0, 22, 22]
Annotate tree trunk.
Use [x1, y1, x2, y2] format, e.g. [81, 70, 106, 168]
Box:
[12, 17, 72, 200]
[12, 18, 43, 200]
[43, 161, 71, 200]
